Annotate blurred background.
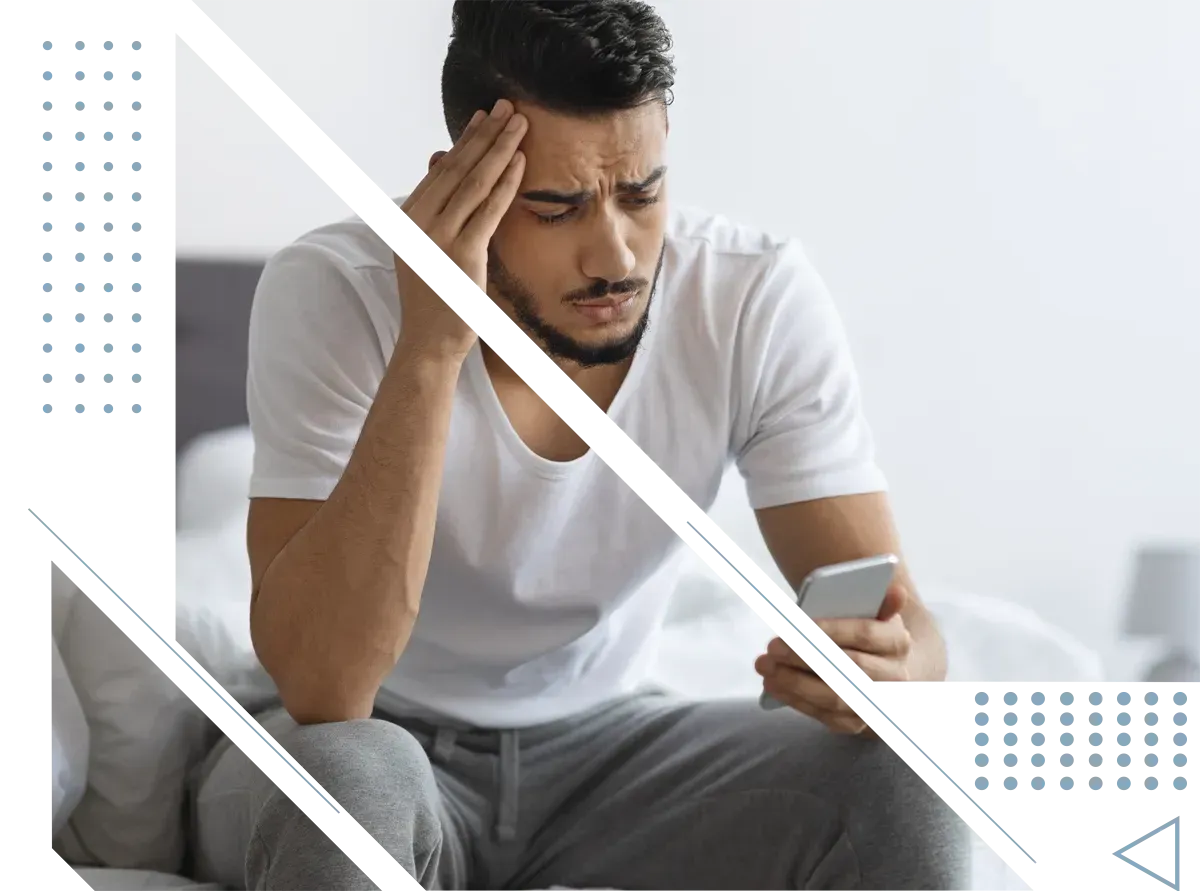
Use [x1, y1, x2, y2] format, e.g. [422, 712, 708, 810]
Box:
[176, 0, 1200, 679]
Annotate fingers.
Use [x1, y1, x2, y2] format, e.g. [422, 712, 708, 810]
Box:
[459, 149, 526, 247]
[763, 614, 912, 666]
[439, 109, 528, 235]
[765, 665, 843, 710]
[763, 671, 868, 735]
[422, 99, 525, 223]
[403, 109, 487, 213]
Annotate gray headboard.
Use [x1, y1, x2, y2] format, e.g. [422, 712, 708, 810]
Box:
[176, 258, 267, 453]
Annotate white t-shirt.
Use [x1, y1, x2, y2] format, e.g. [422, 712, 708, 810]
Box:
[246, 198, 887, 727]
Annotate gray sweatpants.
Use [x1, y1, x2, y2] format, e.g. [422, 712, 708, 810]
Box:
[189, 687, 969, 890]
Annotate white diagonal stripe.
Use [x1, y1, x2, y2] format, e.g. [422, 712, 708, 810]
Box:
[164, 0, 1036, 864]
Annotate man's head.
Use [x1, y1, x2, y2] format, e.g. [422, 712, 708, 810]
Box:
[439, 0, 676, 368]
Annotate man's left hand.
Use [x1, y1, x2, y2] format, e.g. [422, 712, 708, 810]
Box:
[753, 583, 913, 737]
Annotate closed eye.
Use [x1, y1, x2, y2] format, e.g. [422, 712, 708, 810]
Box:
[534, 194, 661, 226]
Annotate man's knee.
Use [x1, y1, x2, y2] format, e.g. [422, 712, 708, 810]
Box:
[842, 741, 971, 889]
[268, 716, 441, 832]
[194, 710, 439, 888]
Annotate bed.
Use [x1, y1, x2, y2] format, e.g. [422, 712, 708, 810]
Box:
[50, 257, 1107, 890]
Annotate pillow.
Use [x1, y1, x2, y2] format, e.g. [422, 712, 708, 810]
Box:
[51, 636, 90, 837]
[53, 583, 210, 874]
[51, 499, 276, 874]
[177, 425, 255, 533]
[176, 495, 278, 714]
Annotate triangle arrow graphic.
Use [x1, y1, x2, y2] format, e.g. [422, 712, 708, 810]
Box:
[1104, 811, 1180, 888]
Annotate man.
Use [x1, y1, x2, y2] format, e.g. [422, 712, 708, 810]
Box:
[190, 1, 969, 888]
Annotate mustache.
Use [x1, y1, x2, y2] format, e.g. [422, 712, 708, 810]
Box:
[563, 277, 647, 303]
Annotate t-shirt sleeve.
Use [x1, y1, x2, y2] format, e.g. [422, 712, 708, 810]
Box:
[246, 242, 388, 501]
[733, 238, 888, 510]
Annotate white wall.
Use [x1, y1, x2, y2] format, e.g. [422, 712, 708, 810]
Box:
[179, 0, 1200, 664]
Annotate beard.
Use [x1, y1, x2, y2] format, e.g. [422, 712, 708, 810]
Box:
[486, 239, 666, 368]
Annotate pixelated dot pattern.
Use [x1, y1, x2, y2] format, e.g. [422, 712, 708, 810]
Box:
[972, 689, 1189, 793]
[40, 36, 146, 416]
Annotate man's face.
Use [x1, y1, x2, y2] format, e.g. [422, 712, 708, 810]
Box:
[486, 100, 669, 368]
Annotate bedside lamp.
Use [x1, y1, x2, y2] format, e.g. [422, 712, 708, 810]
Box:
[1123, 543, 1200, 682]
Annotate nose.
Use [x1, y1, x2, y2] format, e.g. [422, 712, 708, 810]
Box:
[580, 207, 637, 286]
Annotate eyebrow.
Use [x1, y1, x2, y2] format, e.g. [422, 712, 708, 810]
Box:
[519, 164, 667, 206]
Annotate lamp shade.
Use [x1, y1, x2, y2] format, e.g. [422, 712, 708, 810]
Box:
[1123, 544, 1200, 648]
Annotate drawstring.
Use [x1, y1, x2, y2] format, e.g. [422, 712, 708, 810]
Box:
[426, 725, 521, 843]
[430, 727, 457, 765]
[495, 729, 520, 843]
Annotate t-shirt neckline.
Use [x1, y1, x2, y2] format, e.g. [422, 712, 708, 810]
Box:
[465, 292, 662, 480]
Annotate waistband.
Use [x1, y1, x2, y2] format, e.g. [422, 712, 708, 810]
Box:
[377, 684, 673, 844]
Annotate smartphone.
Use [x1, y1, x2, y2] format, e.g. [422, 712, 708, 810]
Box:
[759, 554, 898, 710]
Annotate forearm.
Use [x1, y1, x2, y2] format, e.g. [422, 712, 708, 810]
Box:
[251, 342, 464, 723]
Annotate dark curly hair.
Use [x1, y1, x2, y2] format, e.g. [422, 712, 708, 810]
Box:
[441, 0, 676, 141]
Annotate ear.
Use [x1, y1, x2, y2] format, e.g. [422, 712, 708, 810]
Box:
[429, 150, 447, 171]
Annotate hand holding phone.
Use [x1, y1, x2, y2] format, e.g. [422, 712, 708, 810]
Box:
[758, 555, 899, 714]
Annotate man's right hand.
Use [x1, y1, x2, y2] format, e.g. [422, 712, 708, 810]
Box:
[394, 98, 528, 363]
